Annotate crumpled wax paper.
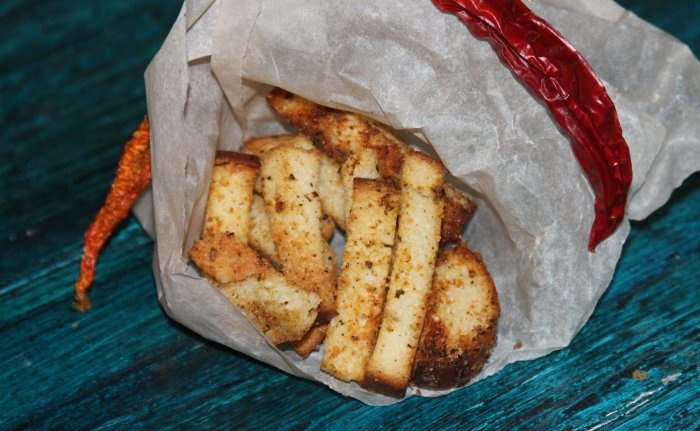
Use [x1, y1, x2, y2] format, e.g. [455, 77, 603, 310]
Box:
[134, 0, 700, 405]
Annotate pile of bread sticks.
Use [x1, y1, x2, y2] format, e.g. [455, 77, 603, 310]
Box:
[188, 88, 500, 396]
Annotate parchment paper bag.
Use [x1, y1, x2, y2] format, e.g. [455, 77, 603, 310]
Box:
[134, 0, 700, 405]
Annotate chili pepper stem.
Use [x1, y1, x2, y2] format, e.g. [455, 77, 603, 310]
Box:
[73, 291, 93, 312]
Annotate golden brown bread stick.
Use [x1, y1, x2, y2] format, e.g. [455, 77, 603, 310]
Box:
[267, 88, 405, 179]
[248, 193, 280, 266]
[362, 151, 446, 396]
[244, 135, 342, 235]
[258, 142, 338, 320]
[189, 232, 270, 284]
[322, 178, 400, 382]
[339, 148, 380, 226]
[202, 151, 260, 242]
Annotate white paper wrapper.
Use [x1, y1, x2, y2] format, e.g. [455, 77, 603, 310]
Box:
[135, 0, 700, 405]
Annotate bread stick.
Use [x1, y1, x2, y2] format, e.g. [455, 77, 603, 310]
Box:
[267, 88, 404, 179]
[258, 142, 338, 320]
[219, 264, 321, 346]
[202, 151, 259, 242]
[249, 193, 280, 265]
[362, 151, 446, 396]
[189, 233, 270, 284]
[322, 178, 400, 382]
[339, 148, 380, 226]
[244, 135, 341, 235]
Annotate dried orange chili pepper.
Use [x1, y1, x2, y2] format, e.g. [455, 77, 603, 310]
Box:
[73, 117, 151, 312]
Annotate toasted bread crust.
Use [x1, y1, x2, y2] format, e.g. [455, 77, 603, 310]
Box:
[242, 135, 303, 157]
[322, 178, 400, 382]
[214, 151, 261, 169]
[411, 245, 500, 389]
[267, 88, 475, 244]
[362, 151, 445, 396]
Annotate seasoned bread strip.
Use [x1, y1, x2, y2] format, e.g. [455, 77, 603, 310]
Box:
[249, 194, 280, 265]
[322, 178, 400, 382]
[189, 233, 320, 345]
[411, 245, 499, 389]
[202, 151, 260, 242]
[251, 190, 335, 252]
[318, 155, 346, 230]
[267, 88, 474, 244]
[249, 191, 334, 268]
[244, 135, 345, 231]
[339, 148, 380, 226]
[362, 151, 446, 396]
[243, 135, 314, 198]
[267, 89, 405, 179]
[258, 142, 338, 322]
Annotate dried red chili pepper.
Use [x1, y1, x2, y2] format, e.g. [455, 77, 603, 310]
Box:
[73, 117, 151, 311]
[432, 0, 632, 251]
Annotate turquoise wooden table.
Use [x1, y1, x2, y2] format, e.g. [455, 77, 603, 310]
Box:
[1, 1, 698, 430]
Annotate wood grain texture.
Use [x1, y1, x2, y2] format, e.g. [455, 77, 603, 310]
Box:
[1, 1, 697, 430]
